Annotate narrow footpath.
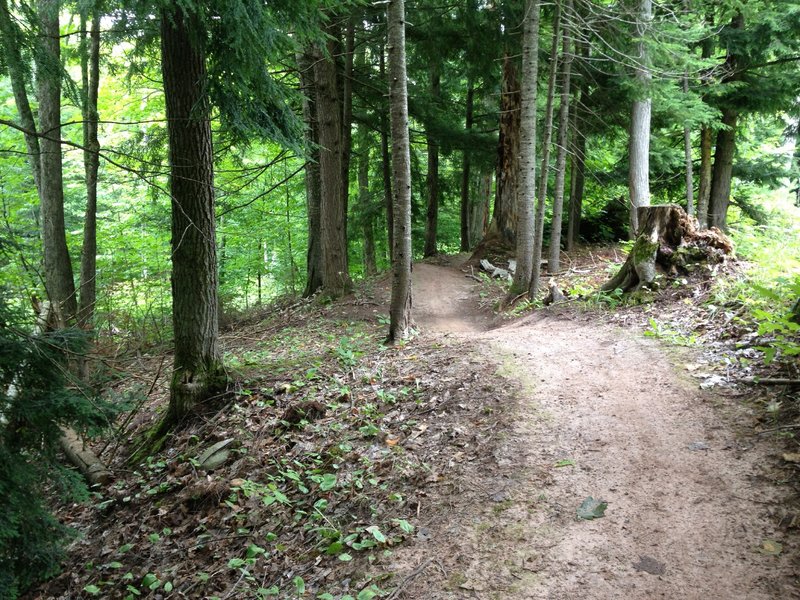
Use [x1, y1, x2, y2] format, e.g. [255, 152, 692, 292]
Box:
[396, 262, 799, 599]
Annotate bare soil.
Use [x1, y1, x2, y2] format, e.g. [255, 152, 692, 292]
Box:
[391, 262, 800, 599]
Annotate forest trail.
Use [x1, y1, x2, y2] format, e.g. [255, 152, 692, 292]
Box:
[401, 262, 798, 599]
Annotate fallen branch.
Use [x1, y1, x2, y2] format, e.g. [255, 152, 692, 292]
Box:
[386, 558, 433, 600]
[739, 378, 800, 386]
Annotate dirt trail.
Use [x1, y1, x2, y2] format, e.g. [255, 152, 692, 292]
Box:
[401, 262, 799, 599]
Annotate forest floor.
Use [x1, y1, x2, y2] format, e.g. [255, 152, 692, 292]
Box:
[31, 250, 800, 600]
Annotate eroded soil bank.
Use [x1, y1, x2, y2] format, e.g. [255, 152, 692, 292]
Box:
[391, 263, 799, 599]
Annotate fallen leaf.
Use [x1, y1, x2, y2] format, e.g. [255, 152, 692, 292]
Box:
[758, 539, 783, 555]
[782, 453, 800, 464]
[554, 459, 576, 468]
[577, 496, 608, 520]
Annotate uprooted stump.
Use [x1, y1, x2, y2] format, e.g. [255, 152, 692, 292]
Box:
[602, 204, 733, 293]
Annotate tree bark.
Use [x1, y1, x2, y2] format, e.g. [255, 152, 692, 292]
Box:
[298, 49, 323, 297]
[708, 109, 737, 231]
[314, 33, 352, 297]
[387, 0, 412, 342]
[511, 0, 540, 297]
[548, 0, 574, 275]
[707, 13, 744, 232]
[78, 8, 101, 327]
[469, 171, 491, 247]
[160, 6, 225, 429]
[380, 44, 394, 263]
[696, 20, 714, 229]
[628, 0, 653, 236]
[37, 0, 77, 321]
[460, 80, 474, 251]
[697, 124, 713, 228]
[567, 88, 586, 252]
[423, 62, 441, 258]
[530, 0, 561, 297]
[340, 20, 355, 245]
[681, 73, 694, 217]
[484, 53, 520, 249]
[358, 125, 377, 276]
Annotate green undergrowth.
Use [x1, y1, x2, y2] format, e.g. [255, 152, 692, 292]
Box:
[717, 218, 800, 364]
[36, 303, 501, 600]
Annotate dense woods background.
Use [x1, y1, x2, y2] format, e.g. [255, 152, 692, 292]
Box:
[2, 0, 800, 596]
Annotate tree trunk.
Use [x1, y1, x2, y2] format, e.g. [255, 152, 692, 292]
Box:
[78, 8, 101, 327]
[602, 204, 733, 293]
[298, 49, 323, 297]
[359, 125, 377, 276]
[460, 80, 474, 251]
[0, 0, 42, 193]
[37, 0, 77, 322]
[160, 6, 225, 430]
[530, 0, 561, 297]
[567, 88, 586, 252]
[682, 74, 694, 218]
[340, 20, 355, 245]
[697, 124, 713, 228]
[707, 13, 743, 232]
[315, 34, 352, 297]
[469, 171, 491, 247]
[387, 0, 412, 343]
[511, 0, 541, 296]
[380, 44, 394, 263]
[423, 62, 441, 258]
[696, 20, 714, 230]
[628, 0, 653, 236]
[708, 109, 737, 231]
[548, 0, 574, 275]
[484, 53, 520, 249]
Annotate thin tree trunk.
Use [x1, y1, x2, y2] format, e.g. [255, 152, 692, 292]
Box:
[469, 171, 491, 246]
[78, 8, 101, 327]
[548, 0, 574, 274]
[682, 74, 694, 217]
[0, 0, 42, 193]
[37, 0, 77, 321]
[628, 0, 653, 235]
[160, 6, 224, 430]
[298, 49, 323, 297]
[380, 44, 394, 262]
[511, 0, 540, 296]
[423, 62, 441, 258]
[359, 126, 377, 276]
[387, 0, 412, 342]
[460, 80, 474, 251]
[315, 33, 352, 297]
[341, 20, 355, 245]
[696, 11, 714, 230]
[697, 125, 712, 228]
[567, 88, 586, 251]
[531, 0, 561, 297]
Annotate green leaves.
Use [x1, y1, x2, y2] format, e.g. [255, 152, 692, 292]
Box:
[577, 496, 608, 520]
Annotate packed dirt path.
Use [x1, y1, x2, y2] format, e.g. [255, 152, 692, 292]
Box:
[398, 262, 799, 599]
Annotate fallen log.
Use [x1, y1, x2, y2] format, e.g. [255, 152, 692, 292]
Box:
[602, 204, 733, 293]
[33, 299, 112, 486]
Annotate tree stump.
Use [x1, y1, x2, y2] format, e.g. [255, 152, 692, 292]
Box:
[602, 204, 733, 293]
